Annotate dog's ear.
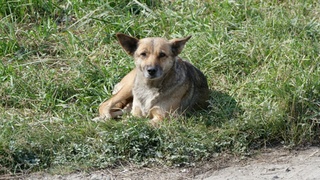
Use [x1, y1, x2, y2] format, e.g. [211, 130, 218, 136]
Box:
[116, 33, 139, 56]
[170, 36, 192, 56]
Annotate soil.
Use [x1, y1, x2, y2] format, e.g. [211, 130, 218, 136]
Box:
[3, 146, 320, 180]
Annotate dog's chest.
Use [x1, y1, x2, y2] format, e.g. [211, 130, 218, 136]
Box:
[132, 85, 160, 114]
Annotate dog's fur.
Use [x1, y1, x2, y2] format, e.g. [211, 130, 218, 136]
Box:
[97, 33, 209, 125]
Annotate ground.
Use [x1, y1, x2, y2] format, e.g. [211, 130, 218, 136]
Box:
[10, 146, 319, 180]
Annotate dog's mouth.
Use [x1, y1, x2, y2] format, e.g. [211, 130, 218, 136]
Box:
[143, 66, 163, 79]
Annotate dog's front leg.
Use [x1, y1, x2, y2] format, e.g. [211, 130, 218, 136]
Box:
[148, 99, 182, 126]
[148, 106, 166, 127]
[98, 98, 119, 120]
[98, 98, 130, 120]
[131, 101, 143, 118]
[96, 69, 136, 121]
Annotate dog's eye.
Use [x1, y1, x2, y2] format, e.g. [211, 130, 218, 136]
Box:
[159, 52, 166, 58]
[140, 52, 147, 57]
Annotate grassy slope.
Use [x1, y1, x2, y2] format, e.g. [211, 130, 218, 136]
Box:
[0, 0, 319, 174]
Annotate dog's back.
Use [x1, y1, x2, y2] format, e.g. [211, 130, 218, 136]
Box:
[174, 58, 209, 113]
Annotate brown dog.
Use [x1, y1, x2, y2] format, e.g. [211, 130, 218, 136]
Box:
[97, 33, 209, 125]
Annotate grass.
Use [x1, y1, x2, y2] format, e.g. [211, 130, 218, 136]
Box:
[0, 0, 319, 175]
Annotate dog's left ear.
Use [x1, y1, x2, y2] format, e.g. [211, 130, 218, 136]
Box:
[170, 36, 192, 56]
[116, 33, 139, 56]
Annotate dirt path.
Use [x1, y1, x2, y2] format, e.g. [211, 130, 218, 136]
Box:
[9, 146, 320, 180]
[198, 147, 320, 180]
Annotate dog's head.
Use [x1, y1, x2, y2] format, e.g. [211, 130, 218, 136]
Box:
[116, 33, 191, 80]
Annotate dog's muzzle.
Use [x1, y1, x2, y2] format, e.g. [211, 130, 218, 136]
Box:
[147, 67, 157, 76]
[144, 66, 162, 79]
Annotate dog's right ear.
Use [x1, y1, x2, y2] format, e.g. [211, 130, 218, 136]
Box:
[116, 33, 139, 56]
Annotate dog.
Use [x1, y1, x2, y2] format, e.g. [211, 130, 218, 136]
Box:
[97, 33, 209, 126]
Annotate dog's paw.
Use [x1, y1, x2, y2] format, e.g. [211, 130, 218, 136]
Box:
[148, 119, 161, 128]
[92, 114, 111, 122]
[92, 116, 104, 122]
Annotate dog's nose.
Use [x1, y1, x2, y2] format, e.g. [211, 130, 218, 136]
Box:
[147, 67, 157, 76]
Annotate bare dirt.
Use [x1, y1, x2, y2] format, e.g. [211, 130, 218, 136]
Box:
[4, 146, 320, 180]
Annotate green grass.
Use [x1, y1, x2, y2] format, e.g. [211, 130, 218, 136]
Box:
[0, 0, 319, 175]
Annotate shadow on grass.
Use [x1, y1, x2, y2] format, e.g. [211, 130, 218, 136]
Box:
[198, 90, 243, 127]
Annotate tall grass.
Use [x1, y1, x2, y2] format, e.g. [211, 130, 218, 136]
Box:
[0, 0, 319, 175]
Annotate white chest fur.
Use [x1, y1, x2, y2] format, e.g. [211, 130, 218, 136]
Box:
[132, 85, 160, 116]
